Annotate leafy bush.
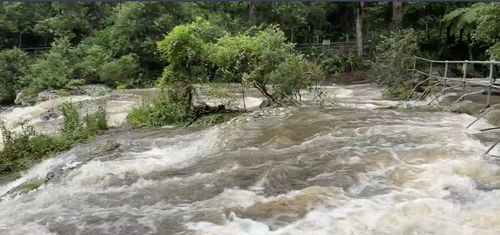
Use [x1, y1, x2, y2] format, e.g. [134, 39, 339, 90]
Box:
[309, 48, 362, 76]
[22, 37, 75, 98]
[72, 41, 113, 80]
[22, 37, 115, 101]
[207, 25, 323, 104]
[130, 18, 225, 128]
[0, 48, 30, 104]
[132, 21, 323, 128]
[371, 30, 419, 98]
[268, 53, 323, 102]
[157, 17, 222, 86]
[99, 54, 143, 88]
[0, 102, 108, 176]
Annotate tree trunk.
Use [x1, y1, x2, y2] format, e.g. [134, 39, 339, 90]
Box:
[392, 2, 403, 35]
[355, 2, 364, 58]
[249, 2, 257, 26]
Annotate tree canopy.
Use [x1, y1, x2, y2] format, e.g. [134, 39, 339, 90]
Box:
[0, 1, 498, 105]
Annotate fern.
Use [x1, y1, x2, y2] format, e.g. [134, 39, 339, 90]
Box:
[441, 3, 485, 36]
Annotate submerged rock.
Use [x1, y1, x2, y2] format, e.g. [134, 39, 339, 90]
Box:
[37, 90, 60, 103]
[227, 107, 297, 125]
[259, 99, 271, 108]
[72, 84, 112, 97]
[14, 91, 29, 106]
[40, 107, 62, 121]
[1, 180, 44, 199]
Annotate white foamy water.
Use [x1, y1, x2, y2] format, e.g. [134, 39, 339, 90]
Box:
[1, 84, 500, 235]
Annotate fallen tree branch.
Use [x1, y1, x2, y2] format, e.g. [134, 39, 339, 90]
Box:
[186, 104, 238, 127]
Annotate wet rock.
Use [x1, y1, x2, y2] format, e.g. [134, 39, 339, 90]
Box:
[72, 84, 112, 97]
[121, 122, 135, 132]
[227, 107, 297, 125]
[40, 107, 62, 121]
[259, 99, 271, 108]
[476, 182, 500, 191]
[0, 105, 14, 113]
[14, 90, 29, 106]
[250, 112, 264, 119]
[44, 161, 83, 184]
[36, 90, 60, 103]
[443, 185, 478, 204]
[103, 140, 121, 152]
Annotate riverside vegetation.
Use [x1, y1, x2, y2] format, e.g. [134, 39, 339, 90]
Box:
[2, 2, 500, 179]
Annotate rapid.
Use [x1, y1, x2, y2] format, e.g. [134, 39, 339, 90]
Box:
[1, 84, 500, 235]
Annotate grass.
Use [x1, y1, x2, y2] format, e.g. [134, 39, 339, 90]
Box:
[0, 102, 108, 177]
[18, 180, 44, 194]
[450, 106, 475, 115]
[126, 93, 188, 128]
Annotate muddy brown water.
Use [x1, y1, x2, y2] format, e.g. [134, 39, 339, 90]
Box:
[1, 84, 500, 235]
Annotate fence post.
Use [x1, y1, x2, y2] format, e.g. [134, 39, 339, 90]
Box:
[241, 84, 247, 112]
[428, 61, 433, 86]
[487, 61, 494, 107]
[462, 61, 468, 100]
[412, 57, 417, 79]
[443, 61, 448, 90]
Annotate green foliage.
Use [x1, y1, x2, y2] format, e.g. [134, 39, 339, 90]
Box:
[21, 36, 114, 101]
[22, 37, 75, 98]
[309, 48, 362, 76]
[99, 54, 143, 88]
[1, 1, 495, 107]
[0, 48, 29, 104]
[0, 102, 108, 176]
[450, 106, 475, 115]
[472, 3, 500, 60]
[126, 92, 188, 128]
[157, 17, 222, 85]
[371, 30, 420, 99]
[131, 18, 225, 128]
[19, 180, 44, 194]
[441, 3, 484, 36]
[207, 25, 323, 103]
[72, 41, 113, 79]
[133, 20, 322, 128]
[268, 53, 323, 101]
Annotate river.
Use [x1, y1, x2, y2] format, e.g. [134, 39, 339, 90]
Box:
[1, 84, 500, 235]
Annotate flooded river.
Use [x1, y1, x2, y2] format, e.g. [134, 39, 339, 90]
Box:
[1, 84, 500, 235]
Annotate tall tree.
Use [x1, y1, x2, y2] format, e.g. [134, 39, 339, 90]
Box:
[355, 2, 364, 58]
[392, 1, 403, 35]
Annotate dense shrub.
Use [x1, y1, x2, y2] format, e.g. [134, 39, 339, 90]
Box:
[126, 92, 188, 128]
[206, 25, 324, 104]
[130, 20, 323, 128]
[72, 41, 113, 80]
[99, 54, 144, 88]
[309, 49, 363, 76]
[0, 48, 30, 104]
[21, 37, 115, 101]
[371, 30, 420, 99]
[22, 37, 75, 98]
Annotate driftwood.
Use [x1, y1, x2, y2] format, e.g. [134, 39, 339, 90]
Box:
[186, 104, 237, 127]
